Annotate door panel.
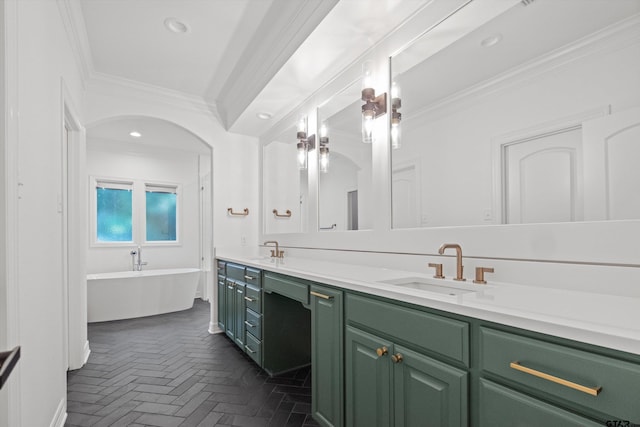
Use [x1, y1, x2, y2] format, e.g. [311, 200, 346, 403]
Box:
[345, 326, 392, 427]
[393, 345, 468, 427]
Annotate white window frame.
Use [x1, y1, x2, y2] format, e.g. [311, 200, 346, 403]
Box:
[90, 177, 135, 247]
[143, 182, 181, 246]
[90, 177, 182, 247]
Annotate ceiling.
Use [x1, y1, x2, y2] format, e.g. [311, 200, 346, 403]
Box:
[70, 0, 432, 142]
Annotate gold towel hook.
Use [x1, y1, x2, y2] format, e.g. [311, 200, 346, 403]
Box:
[272, 209, 292, 218]
[227, 208, 249, 216]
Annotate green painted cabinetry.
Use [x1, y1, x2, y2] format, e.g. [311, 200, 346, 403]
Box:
[345, 294, 468, 427]
[216, 260, 226, 331]
[310, 284, 343, 427]
[218, 262, 263, 366]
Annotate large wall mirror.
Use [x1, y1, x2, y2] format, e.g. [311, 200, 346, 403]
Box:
[263, 124, 308, 234]
[317, 80, 373, 231]
[390, 0, 640, 229]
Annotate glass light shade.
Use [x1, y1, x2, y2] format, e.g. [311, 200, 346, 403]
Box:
[391, 81, 401, 99]
[320, 123, 328, 138]
[362, 111, 375, 143]
[319, 146, 329, 173]
[391, 122, 401, 149]
[362, 60, 374, 90]
[297, 142, 308, 170]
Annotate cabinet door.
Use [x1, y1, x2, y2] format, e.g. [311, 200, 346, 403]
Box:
[346, 326, 392, 427]
[225, 280, 235, 341]
[393, 344, 468, 427]
[311, 285, 343, 427]
[234, 282, 246, 347]
[217, 276, 226, 330]
[478, 379, 602, 427]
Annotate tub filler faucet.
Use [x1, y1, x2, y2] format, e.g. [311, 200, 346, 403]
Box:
[130, 246, 148, 271]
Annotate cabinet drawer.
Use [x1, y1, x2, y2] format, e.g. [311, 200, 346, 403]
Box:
[216, 260, 226, 275]
[245, 285, 262, 313]
[244, 267, 262, 286]
[245, 332, 262, 366]
[346, 294, 469, 366]
[226, 263, 245, 281]
[480, 327, 640, 421]
[478, 379, 601, 427]
[264, 272, 309, 304]
[245, 308, 262, 340]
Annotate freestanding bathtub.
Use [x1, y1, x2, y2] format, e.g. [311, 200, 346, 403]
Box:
[87, 268, 200, 322]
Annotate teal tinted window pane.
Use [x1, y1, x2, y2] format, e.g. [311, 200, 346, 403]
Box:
[97, 188, 132, 241]
[146, 191, 177, 241]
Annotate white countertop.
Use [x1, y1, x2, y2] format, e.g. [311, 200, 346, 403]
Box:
[216, 248, 640, 356]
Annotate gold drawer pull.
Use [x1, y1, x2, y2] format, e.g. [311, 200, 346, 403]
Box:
[244, 320, 256, 328]
[244, 275, 255, 280]
[245, 345, 257, 354]
[391, 353, 403, 364]
[510, 361, 601, 396]
[244, 296, 256, 302]
[376, 346, 388, 357]
[310, 291, 333, 300]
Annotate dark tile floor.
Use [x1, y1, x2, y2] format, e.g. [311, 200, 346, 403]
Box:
[66, 300, 318, 427]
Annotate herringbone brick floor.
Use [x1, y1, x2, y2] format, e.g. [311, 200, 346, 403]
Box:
[66, 299, 317, 427]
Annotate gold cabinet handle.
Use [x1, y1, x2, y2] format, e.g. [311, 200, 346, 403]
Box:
[227, 207, 249, 216]
[236, 288, 243, 294]
[376, 346, 388, 357]
[391, 353, 403, 364]
[509, 361, 601, 396]
[244, 296, 256, 302]
[310, 291, 333, 300]
[273, 209, 292, 218]
[244, 320, 256, 328]
[245, 345, 256, 354]
[244, 275, 255, 280]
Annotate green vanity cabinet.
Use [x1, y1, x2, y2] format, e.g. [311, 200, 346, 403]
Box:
[222, 263, 263, 355]
[310, 284, 343, 427]
[216, 260, 226, 330]
[345, 294, 468, 427]
[224, 278, 246, 347]
[477, 326, 640, 425]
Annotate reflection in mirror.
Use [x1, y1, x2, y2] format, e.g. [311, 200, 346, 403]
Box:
[391, 0, 640, 228]
[263, 124, 308, 234]
[318, 80, 373, 231]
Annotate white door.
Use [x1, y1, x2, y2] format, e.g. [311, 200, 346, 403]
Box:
[392, 164, 419, 228]
[583, 107, 640, 221]
[504, 127, 583, 224]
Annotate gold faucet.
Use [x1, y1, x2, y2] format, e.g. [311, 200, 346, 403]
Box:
[263, 240, 284, 258]
[438, 243, 465, 281]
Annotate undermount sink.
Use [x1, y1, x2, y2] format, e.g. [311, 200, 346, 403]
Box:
[379, 277, 481, 296]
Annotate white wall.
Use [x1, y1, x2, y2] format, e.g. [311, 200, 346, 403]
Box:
[86, 141, 202, 276]
[84, 81, 260, 252]
[393, 39, 640, 227]
[3, 0, 86, 425]
[259, 5, 640, 301]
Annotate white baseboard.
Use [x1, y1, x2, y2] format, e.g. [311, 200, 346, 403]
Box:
[82, 340, 91, 365]
[208, 322, 223, 334]
[49, 398, 66, 427]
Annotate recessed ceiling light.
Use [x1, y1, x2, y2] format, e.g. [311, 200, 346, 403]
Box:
[129, 131, 142, 138]
[164, 18, 189, 34]
[480, 34, 503, 48]
[256, 112, 272, 120]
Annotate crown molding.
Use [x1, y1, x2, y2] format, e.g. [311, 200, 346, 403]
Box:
[56, 0, 93, 87]
[403, 13, 640, 124]
[217, 0, 339, 130]
[87, 71, 219, 118]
